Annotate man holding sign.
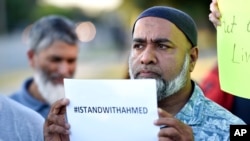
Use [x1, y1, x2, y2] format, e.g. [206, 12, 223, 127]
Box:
[44, 6, 245, 141]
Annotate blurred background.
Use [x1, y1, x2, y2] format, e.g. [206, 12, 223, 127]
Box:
[0, 0, 218, 95]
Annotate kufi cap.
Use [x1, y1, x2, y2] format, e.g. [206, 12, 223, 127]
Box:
[132, 6, 197, 47]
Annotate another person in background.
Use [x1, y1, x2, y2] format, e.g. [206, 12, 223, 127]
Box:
[0, 94, 44, 140]
[201, 0, 250, 124]
[10, 15, 79, 118]
[200, 64, 234, 110]
[43, 6, 245, 141]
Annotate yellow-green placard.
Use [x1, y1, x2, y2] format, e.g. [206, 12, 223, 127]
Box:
[217, 0, 250, 99]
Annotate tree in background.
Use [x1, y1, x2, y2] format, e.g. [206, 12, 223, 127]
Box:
[119, 0, 214, 30]
[5, 0, 37, 32]
[2, 0, 86, 34]
[2, 0, 215, 37]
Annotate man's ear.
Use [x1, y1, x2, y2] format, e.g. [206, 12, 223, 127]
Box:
[189, 47, 198, 72]
[27, 49, 35, 68]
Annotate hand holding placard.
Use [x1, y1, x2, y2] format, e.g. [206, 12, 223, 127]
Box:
[64, 79, 159, 141]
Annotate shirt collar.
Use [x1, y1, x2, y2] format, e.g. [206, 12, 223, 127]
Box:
[175, 81, 205, 126]
[21, 78, 49, 110]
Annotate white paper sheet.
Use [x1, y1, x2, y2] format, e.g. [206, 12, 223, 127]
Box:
[64, 79, 159, 141]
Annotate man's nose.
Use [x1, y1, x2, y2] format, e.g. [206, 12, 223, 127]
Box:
[140, 46, 157, 65]
[58, 62, 71, 76]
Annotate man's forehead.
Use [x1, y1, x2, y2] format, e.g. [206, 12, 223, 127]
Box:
[135, 17, 174, 27]
[133, 17, 184, 42]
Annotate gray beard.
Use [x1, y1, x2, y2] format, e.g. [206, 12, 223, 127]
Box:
[33, 70, 65, 105]
[128, 53, 189, 101]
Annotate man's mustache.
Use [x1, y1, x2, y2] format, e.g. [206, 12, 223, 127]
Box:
[133, 65, 161, 78]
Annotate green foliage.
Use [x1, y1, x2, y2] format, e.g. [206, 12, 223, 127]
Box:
[29, 5, 82, 22]
[5, 0, 85, 32]
[120, 0, 212, 28]
[5, 0, 214, 32]
[6, 0, 37, 31]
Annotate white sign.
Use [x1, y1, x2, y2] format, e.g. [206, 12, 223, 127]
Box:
[64, 79, 159, 141]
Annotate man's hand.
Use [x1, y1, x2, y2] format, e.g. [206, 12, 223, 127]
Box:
[44, 98, 70, 141]
[154, 108, 194, 141]
[209, 0, 221, 27]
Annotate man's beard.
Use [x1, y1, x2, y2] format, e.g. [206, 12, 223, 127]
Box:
[34, 70, 65, 105]
[128, 53, 189, 101]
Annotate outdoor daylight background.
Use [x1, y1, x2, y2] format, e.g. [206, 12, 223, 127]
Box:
[0, 0, 218, 95]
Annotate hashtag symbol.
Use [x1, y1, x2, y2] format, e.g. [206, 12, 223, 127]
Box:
[74, 107, 78, 113]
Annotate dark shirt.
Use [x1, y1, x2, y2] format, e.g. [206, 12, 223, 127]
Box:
[232, 96, 250, 124]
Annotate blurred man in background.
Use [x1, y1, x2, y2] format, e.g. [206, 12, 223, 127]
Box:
[10, 15, 79, 118]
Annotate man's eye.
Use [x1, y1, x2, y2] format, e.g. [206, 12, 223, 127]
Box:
[133, 44, 144, 49]
[158, 44, 172, 50]
[158, 44, 167, 49]
[50, 57, 62, 62]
